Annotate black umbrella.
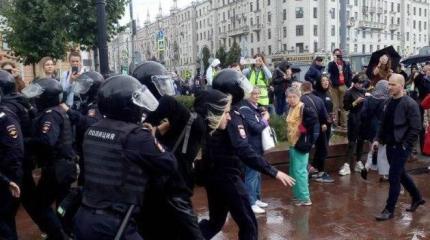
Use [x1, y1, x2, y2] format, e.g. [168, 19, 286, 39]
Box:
[400, 54, 430, 66]
[366, 46, 401, 79]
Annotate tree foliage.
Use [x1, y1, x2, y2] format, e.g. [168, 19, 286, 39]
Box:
[215, 46, 228, 68]
[1, 0, 128, 65]
[226, 41, 241, 67]
[201, 45, 210, 71]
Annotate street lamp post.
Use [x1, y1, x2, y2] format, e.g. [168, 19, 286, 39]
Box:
[96, 0, 110, 75]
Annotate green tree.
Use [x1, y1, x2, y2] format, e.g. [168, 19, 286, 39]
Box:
[62, 0, 128, 50]
[215, 46, 227, 68]
[226, 41, 241, 67]
[201, 45, 210, 71]
[1, 0, 68, 69]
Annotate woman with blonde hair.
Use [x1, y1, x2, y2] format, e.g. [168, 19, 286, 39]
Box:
[38, 56, 56, 79]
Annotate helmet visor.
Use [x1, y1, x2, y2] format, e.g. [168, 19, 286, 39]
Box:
[132, 85, 159, 112]
[151, 75, 176, 96]
[239, 75, 253, 95]
[73, 75, 94, 95]
[22, 83, 45, 98]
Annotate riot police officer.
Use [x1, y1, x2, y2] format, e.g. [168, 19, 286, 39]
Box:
[73, 75, 177, 240]
[133, 61, 204, 240]
[0, 94, 24, 240]
[199, 69, 295, 240]
[61, 71, 104, 181]
[22, 78, 79, 240]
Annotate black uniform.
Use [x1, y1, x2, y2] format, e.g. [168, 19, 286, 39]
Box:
[133, 61, 204, 240]
[199, 104, 278, 240]
[0, 106, 24, 240]
[74, 119, 177, 240]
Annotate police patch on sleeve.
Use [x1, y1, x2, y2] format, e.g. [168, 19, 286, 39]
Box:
[238, 125, 247, 139]
[154, 138, 165, 153]
[42, 121, 52, 133]
[6, 125, 18, 139]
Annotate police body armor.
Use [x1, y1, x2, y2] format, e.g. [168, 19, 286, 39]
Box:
[33, 106, 78, 185]
[82, 118, 146, 209]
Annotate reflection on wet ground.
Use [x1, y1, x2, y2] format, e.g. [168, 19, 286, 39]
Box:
[17, 159, 430, 239]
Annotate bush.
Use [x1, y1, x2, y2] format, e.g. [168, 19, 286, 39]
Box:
[269, 114, 287, 142]
[175, 95, 195, 110]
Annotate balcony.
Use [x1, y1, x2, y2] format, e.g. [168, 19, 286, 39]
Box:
[389, 24, 400, 31]
[358, 20, 384, 30]
[250, 23, 263, 32]
[369, 7, 376, 13]
[219, 32, 227, 39]
[228, 25, 250, 37]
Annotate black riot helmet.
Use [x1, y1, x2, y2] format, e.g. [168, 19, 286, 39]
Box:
[21, 78, 63, 110]
[212, 69, 253, 105]
[97, 75, 159, 123]
[132, 61, 175, 99]
[73, 71, 104, 103]
[0, 70, 16, 96]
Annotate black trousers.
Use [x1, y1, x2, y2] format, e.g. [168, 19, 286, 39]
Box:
[199, 174, 258, 240]
[313, 125, 332, 172]
[0, 185, 19, 240]
[21, 167, 70, 240]
[385, 144, 422, 213]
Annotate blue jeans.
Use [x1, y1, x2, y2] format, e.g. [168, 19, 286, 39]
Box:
[244, 166, 262, 205]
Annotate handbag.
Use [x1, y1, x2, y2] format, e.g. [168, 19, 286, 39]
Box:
[423, 126, 430, 155]
[262, 126, 277, 151]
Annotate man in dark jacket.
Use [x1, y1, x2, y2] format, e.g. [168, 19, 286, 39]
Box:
[305, 56, 325, 86]
[327, 49, 353, 129]
[373, 73, 425, 221]
[340, 73, 366, 176]
[272, 61, 292, 115]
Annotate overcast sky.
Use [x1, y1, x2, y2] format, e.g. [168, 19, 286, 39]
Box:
[121, 0, 193, 26]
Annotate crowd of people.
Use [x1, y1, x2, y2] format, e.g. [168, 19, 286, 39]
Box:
[0, 46, 428, 240]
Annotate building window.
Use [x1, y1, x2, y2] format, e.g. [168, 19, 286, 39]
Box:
[370, 44, 373, 53]
[330, 8, 335, 19]
[283, 26, 287, 38]
[296, 43, 304, 53]
[283, 9, 287, 20]
[314, 42, 318, 52]
[268, 12, 271, 23]
[267, 0, 270, 6]
[331, 25, 335, 36]
[296, 7, 304, 18]
[256, 31, 260, 42]
[257, 47, 260, 54]
[250, 3, 253, 12]
[354, 44, 358, 52]
[268, 28, 271, 39]
[313, 25, 318, 36]
[256, 0, 259, 10]
[362, 44, 365, 53]
[251, 33, 254, 43]
[268, 45, 272, 55]
[296, 25, 304, 36]
[283, 44, 287, 51]
[313, 7, 317, 18]
[251, 48, 254, 56]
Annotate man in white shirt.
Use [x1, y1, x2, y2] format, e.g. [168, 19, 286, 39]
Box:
[60, 52, 84, 106]
[206, 58, 221, 87]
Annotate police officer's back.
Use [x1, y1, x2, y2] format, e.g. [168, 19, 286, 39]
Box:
[22, 77, 78, 239]
[0, 91, 24, 240]
[73, 75, 177, 240]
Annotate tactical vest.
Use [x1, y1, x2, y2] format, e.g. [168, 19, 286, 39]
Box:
[2, 99, 33, 139]
[249, 69, 269, 106]
[33, 105, 76, 162]
[82, 118, 146, 208]
[204, 127, 241, 176]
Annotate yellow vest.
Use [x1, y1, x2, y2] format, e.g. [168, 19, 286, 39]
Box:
[249, 69, 269, 106]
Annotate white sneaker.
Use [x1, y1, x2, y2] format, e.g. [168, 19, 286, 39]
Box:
[354, 161, 364, 172]
[251, 204, 266, 214]
[255, 200, 268, 208]
[339, 163, 351, 176]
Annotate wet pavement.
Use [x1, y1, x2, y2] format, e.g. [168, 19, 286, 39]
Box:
[17, 158, 430, 240]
